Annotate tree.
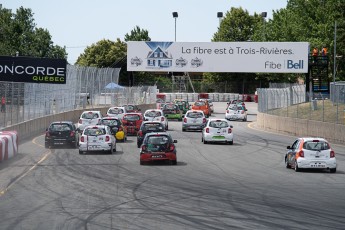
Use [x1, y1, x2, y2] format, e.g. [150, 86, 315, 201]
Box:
[0, 6, 66, 59]
[124, 26, 151, 42]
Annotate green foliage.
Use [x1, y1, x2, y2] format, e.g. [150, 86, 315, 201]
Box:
[0, 6, 67, 59]
[124, 26, 151, 42]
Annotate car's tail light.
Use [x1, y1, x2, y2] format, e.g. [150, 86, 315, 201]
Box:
[241, 110, 244, 114]
[330, 150, 335, 158]
[141, 145, 147, 153]
[138, 130, 143, 137]
[203, 118, 206, 123]
[78, 119, 82, 124]
[105, 136, 110, 142]
[45, 131, 50, 137]
[80, 136, 85, 142]
[161, 117, 164, 122]
[226, 110, 229, 113]
[168, 144, 175, 152]
[228, 128, 232, 133]
[70, 131, 75, 137]
[118, 127, 123, 131]
[206, 128, 209, 133]
[183, 118, 187, 123]
[298, 150, 304, 158]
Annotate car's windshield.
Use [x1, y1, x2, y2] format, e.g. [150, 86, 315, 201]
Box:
[303, 141, 330, 151]
[84, 128, 106, 136]
[187, 112, 203, 118]
[145, 111, 161, 117]
[82, 112, 99, 119]
[209, 121, 229, 128]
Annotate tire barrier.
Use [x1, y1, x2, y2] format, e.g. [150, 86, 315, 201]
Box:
[156, 93, 241, 102]
[0, 131, 18, 162]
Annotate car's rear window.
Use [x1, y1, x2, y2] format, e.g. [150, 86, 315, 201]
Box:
[108, 108, 124, 114]
[124, 114, 141, 121]
[303, 141, 330, 151]
[194, 101, 205, 106]
[146, 135, 170, 151]
[50, 124, 71, 131]
[82, 112, 99, 119]
[164, 104, 177, 110]
[145, 111, 161, 117]
[100, 119, 119, 126]
[209, 121, 229, 128]
[126, 105, 135, 110]
[143, 123, 164, 131]
[84, 128, 106, 136]
[187, 112, 203, 118]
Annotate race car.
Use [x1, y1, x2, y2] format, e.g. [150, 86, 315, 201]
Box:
[202, 119, 233, 145]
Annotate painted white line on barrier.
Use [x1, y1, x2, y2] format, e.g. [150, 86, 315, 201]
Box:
[0, 135, 51, 197]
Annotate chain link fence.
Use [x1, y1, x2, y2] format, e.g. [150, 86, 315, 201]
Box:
[258, 84, 345, 125]
[0, 65, 156, 129]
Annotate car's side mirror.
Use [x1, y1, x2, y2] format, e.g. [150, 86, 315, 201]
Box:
[173, 140, 178, 143]
[230, 125, 233, 128]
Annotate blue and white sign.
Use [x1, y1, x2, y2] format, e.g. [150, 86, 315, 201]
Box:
[127, 41, 309, 73]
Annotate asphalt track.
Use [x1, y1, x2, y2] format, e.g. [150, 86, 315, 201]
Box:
[0, 102, 344, 230]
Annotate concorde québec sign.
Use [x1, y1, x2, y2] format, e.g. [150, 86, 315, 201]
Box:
[127, 41, 309, 73]
[0, 56, 67, 84]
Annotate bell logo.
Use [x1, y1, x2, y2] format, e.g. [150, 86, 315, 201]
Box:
[287, 60, 304, 69]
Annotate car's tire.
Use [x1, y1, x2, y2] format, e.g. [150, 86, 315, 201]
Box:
[166, 125, 169, 130]
[113, 144, 117, 153]
[79, 150, 83, 155]
[140, 161, 144, 165]
[294, 161, 300, 172]
[45, 143, 49, 149]
[171, 160, 177, 165]
[204, 140, 208, 144]
[330, 168, 337, 173]
[285, 157, 290, 168]
[182, 128, 186, 132]
[229, 140, 233, 145]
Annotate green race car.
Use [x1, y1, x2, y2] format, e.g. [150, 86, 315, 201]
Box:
[162, 103, 183, 121]
[173, 99, 190, 114]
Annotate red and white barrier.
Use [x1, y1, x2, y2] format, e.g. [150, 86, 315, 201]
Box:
[0, 131, 18, 162]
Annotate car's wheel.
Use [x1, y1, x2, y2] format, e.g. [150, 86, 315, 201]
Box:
[330, 168, 337, 173]
[140, 161, 144, 165]
[113, 144, 117, 153]
[294, 161, 300, 172]
[229, 140, 233, 145]
[182, 128, 186, 132]
[204, 139, 208, 144]
[171, 160, 177, 165]
[79, 150, 83, 155]
[243, 117, 247, 121]
[166, 125, 169, 130]
[45, 143, 50, 149]
[285, 157, 290, 168]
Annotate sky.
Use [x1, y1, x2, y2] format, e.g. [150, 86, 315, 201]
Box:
[2, 0, 288, 64]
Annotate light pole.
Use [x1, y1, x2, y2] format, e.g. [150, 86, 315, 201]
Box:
[261, 12, 267, 41]
[217, 12, 223, 27]
[172, 12, 178, 42]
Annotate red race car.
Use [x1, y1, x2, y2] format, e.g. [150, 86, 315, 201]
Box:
[140, 132, 177, 165]
[122, 113, 144, 135]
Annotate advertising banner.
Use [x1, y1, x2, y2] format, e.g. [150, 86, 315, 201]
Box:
[0, 56, 67, 84]
[127, 42, 309, 73]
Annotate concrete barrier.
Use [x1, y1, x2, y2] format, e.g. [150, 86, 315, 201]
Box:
[0, 131, 18, 162]
[257, 113, 345, 145]
[0, 104, 155, 142]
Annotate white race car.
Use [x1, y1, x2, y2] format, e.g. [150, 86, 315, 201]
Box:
[225, 104, 247, 121]
[202, 119, 233, 145]
[143, 109, 169, 130]
[79, 125, 116, 154]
